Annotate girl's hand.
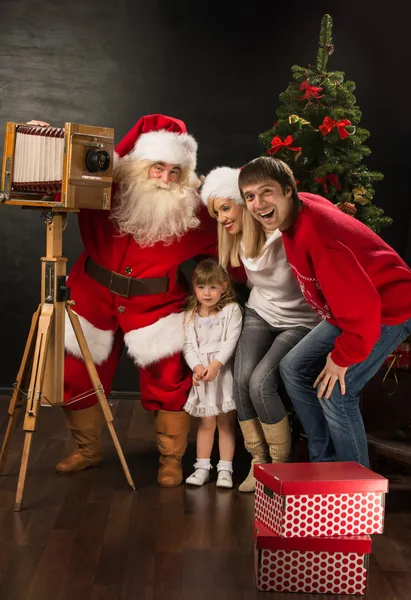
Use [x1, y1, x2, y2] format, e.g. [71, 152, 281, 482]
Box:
[314, 353, 348, 399]
[193, 364, 206, 386]
[202, 359, 223, 383]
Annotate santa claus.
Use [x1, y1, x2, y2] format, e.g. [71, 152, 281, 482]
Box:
[57, 114, 217, 487]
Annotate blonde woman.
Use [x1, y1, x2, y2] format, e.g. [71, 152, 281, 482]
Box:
[201, 167, 319, 492]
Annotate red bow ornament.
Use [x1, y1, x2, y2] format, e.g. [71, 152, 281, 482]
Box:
[299, 80, 324, 99]
[315, 174, 342, 194]
[319, 116, 351, 139]
[269, 135, 302, 155]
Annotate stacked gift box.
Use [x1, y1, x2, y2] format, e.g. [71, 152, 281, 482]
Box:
[253, 462, 388, 595]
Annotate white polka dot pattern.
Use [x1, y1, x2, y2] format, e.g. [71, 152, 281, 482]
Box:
[255, 481, 284, 535]
[254, 481, 385, 537]
[256, 547, 368, 595]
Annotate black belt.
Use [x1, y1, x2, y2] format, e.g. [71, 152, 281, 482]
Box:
[84, 257, 169, 298]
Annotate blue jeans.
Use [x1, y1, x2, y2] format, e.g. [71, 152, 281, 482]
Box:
[279, 318, 411, 467]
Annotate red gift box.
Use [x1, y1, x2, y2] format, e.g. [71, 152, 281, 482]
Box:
[254, 520, 371, 595]
[254, 462, 388, 538]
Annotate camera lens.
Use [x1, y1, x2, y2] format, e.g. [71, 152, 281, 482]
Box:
[86, 149, 111, 173]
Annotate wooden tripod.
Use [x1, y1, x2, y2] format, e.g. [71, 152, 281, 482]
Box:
[0, 211, 135, 511]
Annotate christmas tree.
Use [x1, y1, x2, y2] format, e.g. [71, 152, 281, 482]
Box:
[259, 14, 391, 232]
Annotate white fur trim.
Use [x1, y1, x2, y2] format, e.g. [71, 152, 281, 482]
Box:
[128, 130, 197, 170]
[124, 312, 185, 368]
[200, 166, 243, 206]
[65, 311, 114, 366]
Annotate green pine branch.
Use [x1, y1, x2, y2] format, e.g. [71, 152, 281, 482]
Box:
[316, 14, 334, 73]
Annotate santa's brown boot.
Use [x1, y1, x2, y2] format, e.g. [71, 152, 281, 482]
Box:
[56, 405, 104, 474]
[155, 410, 191, 487]
[238, 418, 270, 493]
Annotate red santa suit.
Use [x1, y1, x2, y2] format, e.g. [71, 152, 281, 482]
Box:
[63, 115, 217, 412]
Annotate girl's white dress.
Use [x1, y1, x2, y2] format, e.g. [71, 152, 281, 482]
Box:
[183, 303, 243, 417]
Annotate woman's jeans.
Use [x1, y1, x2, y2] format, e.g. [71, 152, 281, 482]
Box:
[279, 318, 411, 467]
[234, 308, 310, 424]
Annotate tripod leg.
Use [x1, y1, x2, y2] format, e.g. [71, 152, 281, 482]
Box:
[0, 306, 41, 474]
[14, 304, 54, 511]
[66, 306, 135, 490]
[14, 432, 33, 512]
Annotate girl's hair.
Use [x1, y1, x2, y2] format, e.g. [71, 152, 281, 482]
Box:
[207, 198, 266, 268]
[185, 258, 236, 315]
[238, 157, 301, 258]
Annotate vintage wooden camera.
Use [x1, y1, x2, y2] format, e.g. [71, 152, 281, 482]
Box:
[0, 121, 135, 511]
[0, 121, 114, 209]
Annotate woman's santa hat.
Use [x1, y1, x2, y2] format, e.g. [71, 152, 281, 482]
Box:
[114, 113, 197, 171]
[201, 166, 243, 206]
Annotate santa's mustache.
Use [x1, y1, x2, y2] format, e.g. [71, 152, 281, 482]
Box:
[153, 180, 172, 190]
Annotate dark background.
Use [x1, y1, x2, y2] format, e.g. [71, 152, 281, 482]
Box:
[0, 0, 409, 392]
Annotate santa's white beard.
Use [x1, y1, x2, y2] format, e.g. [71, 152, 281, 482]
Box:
[110, 172, 201, 247]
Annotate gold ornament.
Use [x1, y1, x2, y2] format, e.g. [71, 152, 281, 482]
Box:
[352, 186, 369, 205]
[289, 114, 318, 131]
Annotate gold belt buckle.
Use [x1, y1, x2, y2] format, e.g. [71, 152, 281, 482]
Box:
[109, 271, 132, 297]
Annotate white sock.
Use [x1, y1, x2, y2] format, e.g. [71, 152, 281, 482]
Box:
[217, 460, 233, 473]
[194, 458, 212, 471]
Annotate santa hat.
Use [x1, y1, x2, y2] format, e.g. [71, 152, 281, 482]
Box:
[201, 166, 243, 206]
[114, 113, 197, 171]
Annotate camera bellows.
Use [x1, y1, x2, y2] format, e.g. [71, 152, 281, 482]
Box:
[13, 125, 65, 193]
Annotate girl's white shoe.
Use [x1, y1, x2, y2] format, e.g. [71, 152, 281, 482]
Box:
[216, 470, 233, 489]
[186, 468, 211, 486]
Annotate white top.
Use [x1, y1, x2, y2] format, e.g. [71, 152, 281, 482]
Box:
[183, 302, 243, 368]
[241, 230, 320, 330]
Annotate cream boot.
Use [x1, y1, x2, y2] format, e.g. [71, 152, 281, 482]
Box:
[155, 410, 191, 487]
[56, 404, 104, 474]
[238, 418, 270, 493]
[261, 415, 292, 464]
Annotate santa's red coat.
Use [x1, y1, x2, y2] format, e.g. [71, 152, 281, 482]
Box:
[64, 201, 217, 369]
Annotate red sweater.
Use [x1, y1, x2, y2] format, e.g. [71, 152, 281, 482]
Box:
[282, 193, 411, 367]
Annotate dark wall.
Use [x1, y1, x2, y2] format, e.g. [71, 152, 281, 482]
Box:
[0, 0, 409, 390]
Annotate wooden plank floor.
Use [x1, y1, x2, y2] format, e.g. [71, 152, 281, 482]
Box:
[1, 395, 411, 599]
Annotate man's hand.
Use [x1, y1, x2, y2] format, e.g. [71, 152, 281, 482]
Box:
[192, 364, 206, 386]
[202, 359, 223, 383]
[314, 353, 348, 399]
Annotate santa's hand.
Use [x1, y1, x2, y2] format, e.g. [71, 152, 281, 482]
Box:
[314, 353, 348, 399]
[26, 120, 50, 126]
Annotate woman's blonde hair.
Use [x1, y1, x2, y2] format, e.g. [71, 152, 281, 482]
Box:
[185, 258, 235, 316]
[207, 197, 266, 267]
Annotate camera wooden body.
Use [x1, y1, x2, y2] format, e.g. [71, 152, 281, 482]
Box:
[0, 122, 114, 210]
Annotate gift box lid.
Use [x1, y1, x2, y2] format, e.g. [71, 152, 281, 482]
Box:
[254, 520, 372, 553]
[254, 462, 388, 495]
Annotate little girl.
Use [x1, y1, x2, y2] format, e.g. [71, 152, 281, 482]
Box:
[183, 258, 243, 488]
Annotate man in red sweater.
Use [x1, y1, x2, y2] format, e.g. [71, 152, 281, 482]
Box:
[238, 156, 411, 467]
